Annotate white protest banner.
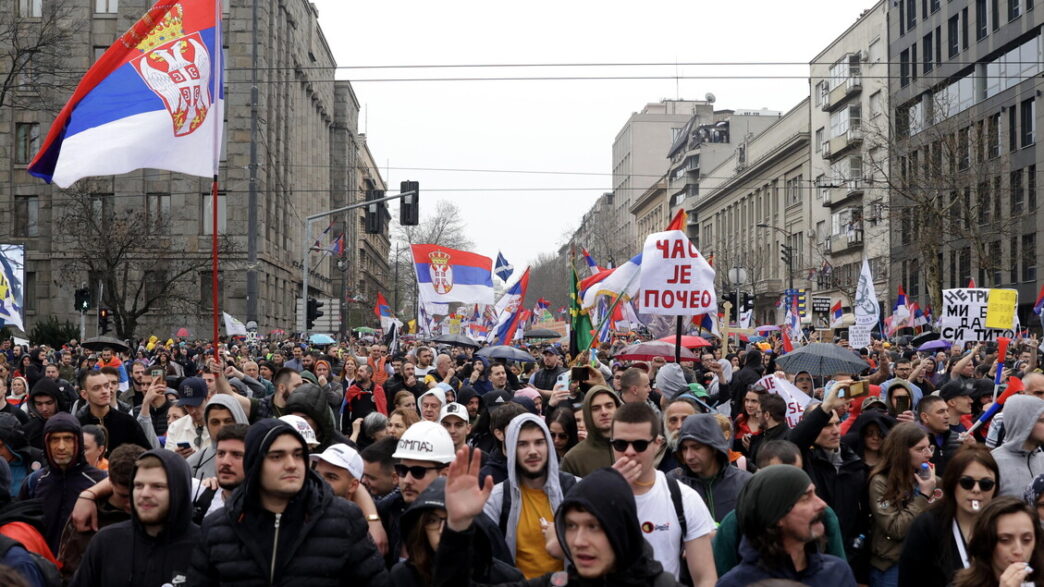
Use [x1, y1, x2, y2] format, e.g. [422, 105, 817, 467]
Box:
[755, 374, 813, 428]
[223, 312, 248, 336]
[638, 230, 716, 316]
[850, 257, 878, 349]
[939, 288, 1017, 344]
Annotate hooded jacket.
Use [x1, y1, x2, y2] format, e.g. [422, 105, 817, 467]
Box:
[482, 413, 575, 561]
[188, 419, 388, 586]
[18, 413, 106, 553]
[841, 410, 896, 464]
[717, 536, 856, 587]
[392, 479, 522, 587]
[667, 414, 752, 523]
[991, 394, 1044, 497]
[71, 449, 199, 586]
[0, 412, 45, 497]
[24, 378, 64, 450]
[559, 386, 621, 478]
[186, 395, 251, 479]
[284, 383, 346, 451]
[433, 467, 679, 587]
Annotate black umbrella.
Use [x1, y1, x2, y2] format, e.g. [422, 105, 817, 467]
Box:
[910, 330, 940, 348]
[432, 333, 481, 349]
[523, 328, 561, 339]
[476, 345, 536, 363]
[81, 336, 130, 354]
[774, 343, 869, 377]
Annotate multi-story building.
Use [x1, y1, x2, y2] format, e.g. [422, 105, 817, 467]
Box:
[888, 0, 1042, 319]
[631, 175, 668, 248]
[0, 0, 389, 338]
[612, 100, 706, 250]
[691, 99, 812, 324]
[809, 1, 891, 327]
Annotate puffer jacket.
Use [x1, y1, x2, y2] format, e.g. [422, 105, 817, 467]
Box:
[991, 395, 1044, 497]
[667, 413, 752, 523]
[559, 386, 621, 478]
[188, 419, 388, 586]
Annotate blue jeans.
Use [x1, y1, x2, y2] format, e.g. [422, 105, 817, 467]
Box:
[870, 565, 898, 587]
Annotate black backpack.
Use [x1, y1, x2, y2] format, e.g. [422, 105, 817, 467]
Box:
[0, 534, 61, 587]
[192, 486, 219, 525]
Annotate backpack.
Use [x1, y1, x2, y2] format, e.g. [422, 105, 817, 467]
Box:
[666, 475, 692, 587]
[191, 486, 219, 525]
[0, 534, 61, 587]
[497, 472, 579, 534]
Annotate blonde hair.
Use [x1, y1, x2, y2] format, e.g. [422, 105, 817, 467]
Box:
[713, 413, 734, 442]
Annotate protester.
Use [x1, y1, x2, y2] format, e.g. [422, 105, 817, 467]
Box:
[477, 402, 527, 485]
[545, 406, 578, 460]
[668, 412, 752, 523]
[951, 496, 1044, 587]
[991, 394, 1044, 497]
[559, 385, 620, 477]
[185, 395, 249, 479]
[360, 437, 400, 500]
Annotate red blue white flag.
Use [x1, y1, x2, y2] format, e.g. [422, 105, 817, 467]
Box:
[411, 245, 494, 305]
[489, 268, 531, 345]
[1034, 285, 1044, 315]
[29, 0, 224, 188]
[830, 300, 844, 329]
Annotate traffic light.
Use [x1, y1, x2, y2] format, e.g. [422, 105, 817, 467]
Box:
[400, 180, 419, 226]
[780, 244, 793, 267]
[74, 288, 91, 312]
[98, 307, 111, 334]
[364, 188, 385, 235]
[306, 297, 324, 330]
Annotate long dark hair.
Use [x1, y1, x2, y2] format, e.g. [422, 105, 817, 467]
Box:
[404, 509, 441, 584]
[953, 497, 1044, 587]
[869, 422, 926, 507]
[546, 406, 579, 457]
[934, 445, 1000, 524]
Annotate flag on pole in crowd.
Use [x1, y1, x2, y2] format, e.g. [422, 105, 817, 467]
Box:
[374, 292, 401, 333]
[29, 0, 225, 188]
[911, 303, 929, 327]
[569, 267, 594, 356]
[0, 245, 26, 334]
[830, 300, 844, 329]
[222, 312, 247, 336]
[581, 249, 602, 276]
[739, 306, 753, 329]
[893, 285, 911, 322]
[489, 268, 531, 345]
[494, 251, 513, 282]
[665, 208, 688, 231]
[411, 244, 494, 305]
[968, 278, 977, 288]
[327, 234, 345, 256]
[1034, 284, 1044, 315]
[579, 253, 642, 310]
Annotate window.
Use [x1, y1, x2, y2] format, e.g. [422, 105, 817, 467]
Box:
[144, 270, 166, 303]
[201, 192, 226, 234]
[1010, 106, 1018, 152]
[963, 7, 970, 49]
[22, 272, 34, 313]
[870, 91, 883, 119]
[958, 127, 970, 169]
[869, 38, 883, 63]
[910, 259, 921, 298]
[1030, 164, 1037, 209]
[815, 127, 823, 152]
[911, 42, 918, 81]
[930, 0, 940, 13]
[1011, 237, 1020, 283]
[1012, 169, 1024, 213]
[909, 100, 925, 135]
[995, 175, 1004, 219]
[14, 196, 39, 237]
[900, 0, 907, 34]
[948, 15, 960, 57]
[1021, 98, 1036, 147]
[923, 33, 934, 73]
[986, 38, 1043, 99]
[990, 241, 1003, 284]
[95, 0, 117, 13]
[90, 193, 113, 222]
[960, 248, 972, 285]
[14, 123, 39, 165]
[900, 49, 910, 87]
[993, 0, 1001, 29]
[979, 181, 991, 223]
[1010, 0, 1022, 20]
[935, 26, 942, 64]
[907, 0, 917, 29]
[988, 113, 1001, 158]
[200, 271, 224, 310]
[18, 0, 41, 17]
[146, 193, 171, 233]
[977, 0, 990, 39]
[1023, 233, 1036, 281]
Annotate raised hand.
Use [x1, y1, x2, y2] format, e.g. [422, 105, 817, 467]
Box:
[445, 446, 493, 532]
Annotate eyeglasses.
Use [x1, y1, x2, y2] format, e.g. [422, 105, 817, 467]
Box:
[916, 445, 936, 455]
[394, 464, 444, 479]
[958, 476, 996, 492]
[550, 432, 570, 440]
[610, 438, 655, 453]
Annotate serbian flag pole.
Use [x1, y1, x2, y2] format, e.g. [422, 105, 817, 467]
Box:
[29, 0, 225, 343]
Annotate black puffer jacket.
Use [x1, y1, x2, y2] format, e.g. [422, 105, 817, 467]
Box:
[71, 449, 199, 587]
[188, 419, 388, 586]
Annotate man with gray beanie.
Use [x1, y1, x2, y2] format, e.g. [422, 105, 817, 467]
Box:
[717, 464, 856, 587]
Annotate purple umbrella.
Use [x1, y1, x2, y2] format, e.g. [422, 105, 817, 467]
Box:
[917, 339, 952, 351]
[755, 325, 780, 333]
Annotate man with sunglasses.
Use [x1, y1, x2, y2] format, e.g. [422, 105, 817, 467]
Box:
[610, 402, 717, 586]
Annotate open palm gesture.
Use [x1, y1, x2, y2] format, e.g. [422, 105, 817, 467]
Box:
[445, 446, 494, 532]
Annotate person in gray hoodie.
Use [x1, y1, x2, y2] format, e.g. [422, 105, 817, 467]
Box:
[482, 413, 577, 578]
[668, 413, 753, 523]
[184, 395, 249, 479]
[991, 394, 1044, 497]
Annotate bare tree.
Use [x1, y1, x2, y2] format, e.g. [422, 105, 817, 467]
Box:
[52, 182, 237, 340]
[388, 200, 473, 318]
[0, 0, 81, 111]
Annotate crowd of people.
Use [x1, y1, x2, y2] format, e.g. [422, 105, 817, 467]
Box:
[0, 331, 1040, 586]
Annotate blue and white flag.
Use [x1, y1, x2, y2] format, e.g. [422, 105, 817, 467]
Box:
[489, 268, 530, 345]
[0, 245, 26, 334]
[494, 251, 513, 282]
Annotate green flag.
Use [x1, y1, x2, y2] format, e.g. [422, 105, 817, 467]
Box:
[569, 267, 593, 356]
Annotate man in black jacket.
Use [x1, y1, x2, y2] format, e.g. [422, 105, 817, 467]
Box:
[189, 419, 388, 586]
[788, 381, 869, 571]
[70, 449, 198, 586]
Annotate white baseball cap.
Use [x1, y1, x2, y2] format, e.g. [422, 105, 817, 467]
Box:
[439, 402, 469, 424]
[309, 443, 364, 480]
[279, 415, 318, 448]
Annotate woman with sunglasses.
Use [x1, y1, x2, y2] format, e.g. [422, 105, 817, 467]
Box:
[899, 445, 1000, 586]
[867, 422, 937, 587]
[545, 406, 578, 460]
[952, 496, 1044, 587]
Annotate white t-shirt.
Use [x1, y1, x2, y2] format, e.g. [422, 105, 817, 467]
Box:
[633, 470, 715, 579]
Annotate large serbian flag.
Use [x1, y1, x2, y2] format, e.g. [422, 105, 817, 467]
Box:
[411, 245, 494, 305]
[29, 0, 224, 188]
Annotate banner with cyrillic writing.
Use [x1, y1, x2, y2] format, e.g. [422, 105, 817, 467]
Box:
[755, 374, 813, 428]
[940, 288, 1017, 343]
[638, 230, 716, 316]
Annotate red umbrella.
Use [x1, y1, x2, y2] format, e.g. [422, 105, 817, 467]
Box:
[614, 341, 698, 362]
[656, 335, 711, 348]
[174, 327, 191, 338]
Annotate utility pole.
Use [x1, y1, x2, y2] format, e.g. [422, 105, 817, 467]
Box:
[394, 243, 400, 312]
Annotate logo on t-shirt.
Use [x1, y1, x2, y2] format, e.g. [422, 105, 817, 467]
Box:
[641, 520, 671, 533]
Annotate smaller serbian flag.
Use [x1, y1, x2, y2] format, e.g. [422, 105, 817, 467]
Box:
[29, 0, 224, 187]
[830, 301, 843, 329]
[489, 268, 531, 345]
[581, 249, 602, 276]
[411, 244, 494, 305]
[1033, 284, 1044, 315]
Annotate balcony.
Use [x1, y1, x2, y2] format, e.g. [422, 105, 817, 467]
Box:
[823, 178, 865, 208]
[825, 225, 865, 254]
[822, 73, 862, 112]
[825, 127, 862, 160]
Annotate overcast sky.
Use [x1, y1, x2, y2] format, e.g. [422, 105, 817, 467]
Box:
[312, 0, 879, 268]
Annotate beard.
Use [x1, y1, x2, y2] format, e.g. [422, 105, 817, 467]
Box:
[518, 464, 546, 480]
[665, 428, 680, 451]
